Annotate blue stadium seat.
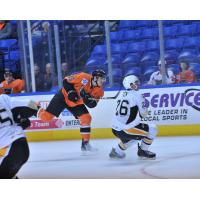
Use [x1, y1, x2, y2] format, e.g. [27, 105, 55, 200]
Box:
[112, 68, 123, 82]
[110, 31, 124, 43]
[164, 50, 179, 63]
[163, 26, 178, 38]
[177, 24, 197, 36]
[103, 54, 123, 65]
[135, 20, 151, 28]
[10, 20, 17, 25]
[119, 20, 136, 30]
[122, 53, 141, 65]
[163, 20, 183, 26]
[146, 40, 159, 51]
[9, 51, 20, 60]
[92, 44, 106, 56]
[140, 52, 159, 66]
[0, 39, 17, 48]
[178, 50, 198, 63]
[86, 57, 103, 66]
[194, 23, 200, 35]
[165, 38, 184, 50]
[168, 64, 180, 75]
[149, 20, 158, 27]
[189, 63, 200, 76]
[127, 42, 146, 53]
[183, 37, 200, 48]
[124, 67, 142, 77]
[111, 43, 128, 54]
[141, 28, 159, 40]
[123, 30, 142, 41]
[141, 52, 159, 62]
[196, 53, 200, 63]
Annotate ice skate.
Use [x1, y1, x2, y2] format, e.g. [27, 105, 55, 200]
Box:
[81, 141, 98, 156]
[109, 148, 126, 159]
[137, 143, 156, 159]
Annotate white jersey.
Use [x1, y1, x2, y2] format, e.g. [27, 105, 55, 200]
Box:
[112, 90, 148, 131]
[148, 69, 175, 85]
[0, 94, 32, 149]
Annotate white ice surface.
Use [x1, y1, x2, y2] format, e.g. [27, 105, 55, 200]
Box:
[18, 136, 200, 179]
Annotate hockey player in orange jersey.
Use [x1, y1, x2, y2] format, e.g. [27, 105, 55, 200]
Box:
[38, 69, 106, 152]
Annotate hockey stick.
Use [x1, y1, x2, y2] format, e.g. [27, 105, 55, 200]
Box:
[99, 89, 121, 100]
[90, 82, 123, 101]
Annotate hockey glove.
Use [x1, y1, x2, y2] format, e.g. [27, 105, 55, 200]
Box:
[18, 118, 31, 130]
[68, 90, 79, 102]
[80, 88, 97, 108]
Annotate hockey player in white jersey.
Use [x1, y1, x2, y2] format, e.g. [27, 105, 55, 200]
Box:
[109, 75, 158, 159]
[0, 94, 39, 178]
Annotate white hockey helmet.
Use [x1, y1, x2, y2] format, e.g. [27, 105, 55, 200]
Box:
[123, 75, 140, 90]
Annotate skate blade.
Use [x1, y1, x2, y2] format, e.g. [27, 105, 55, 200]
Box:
[81, 150, 98, 156]
[109, 156, 125, 160]
[138, 156, 156, 160]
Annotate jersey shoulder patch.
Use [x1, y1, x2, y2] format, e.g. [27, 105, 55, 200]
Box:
[81, 78, 88, 85]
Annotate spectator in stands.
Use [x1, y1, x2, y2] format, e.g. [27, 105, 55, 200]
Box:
[176, 61, 197, 83]
[0, 69, 24, 94]
[34, 64, 44, 91]
[148, 60, 175, 85]
[43, 63, 57, 91]
[32, 21, 50, 34]
[0, 20, 12, 39]
[61, 62, 69, 78]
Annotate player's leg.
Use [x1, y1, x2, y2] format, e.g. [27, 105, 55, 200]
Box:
[38, 90, 67, 121]
[109, 129, 144, 159]
[68, 105, 97, 152]
[135, 123, 158, 159]
[0, 137, 29, 179]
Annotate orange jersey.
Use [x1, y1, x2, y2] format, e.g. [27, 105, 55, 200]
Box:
[0, 79, 25, 94]
[62, 72, 104, 107]
[176, 70, 197, 83]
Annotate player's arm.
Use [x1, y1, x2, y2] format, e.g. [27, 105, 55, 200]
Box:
[63, 75, 80, 102]
[136, 93, 148, 118]
[2, 95, 38, 129]
[148, 73, 154, 85]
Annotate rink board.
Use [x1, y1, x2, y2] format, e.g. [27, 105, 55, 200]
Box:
[25, 124, 200, 142]
[11, 83, 200, 141]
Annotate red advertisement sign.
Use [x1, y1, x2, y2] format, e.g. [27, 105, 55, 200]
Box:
[28, 119, 64, 130]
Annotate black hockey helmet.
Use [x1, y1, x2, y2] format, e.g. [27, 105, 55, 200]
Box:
[92, 69, 106, 79]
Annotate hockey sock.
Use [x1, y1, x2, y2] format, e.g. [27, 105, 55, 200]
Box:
[81, 134, 90, 142]
[141, 137, 153, 151]
[115, 144, 125, 156]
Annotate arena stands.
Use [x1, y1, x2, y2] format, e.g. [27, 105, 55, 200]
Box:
[86, 20, 200, 85]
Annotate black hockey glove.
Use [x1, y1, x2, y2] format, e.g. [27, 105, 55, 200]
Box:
[18, 118, 31, 130]
[68, 90, 79, 102]
[80, 88, 97, 108]
[80, 88, 92, 100]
